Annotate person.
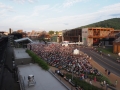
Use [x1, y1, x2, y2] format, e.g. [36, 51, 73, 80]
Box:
[105, 69, 107, 74]
[108, 54, 110, 56]
[69, 79, 71, 82]
[101, 81, 104, 86]
[94, 76, 96, 82]
[103, 80, 106, 86]
[89, 78, 92, 85]
[108, 71, 111, 76]
[115, 79, 117, 87]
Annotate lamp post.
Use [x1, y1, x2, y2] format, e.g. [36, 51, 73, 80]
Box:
[118, 52, 120, 56]
[72, 65, 74, 80]
[78, 35, 80, 42]
[72, 49, 79, 80]
[118, 52, 120, 60]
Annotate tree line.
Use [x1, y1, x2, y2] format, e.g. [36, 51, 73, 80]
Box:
[79, 18, 120, 30]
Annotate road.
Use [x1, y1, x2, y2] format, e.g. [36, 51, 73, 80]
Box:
[80, 47, 120, 77]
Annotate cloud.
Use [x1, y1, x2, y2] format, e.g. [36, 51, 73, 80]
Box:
[0, 2, 15, 17]
[1, 2, 120, 32]
[0, 10, 8, 17]
[64, 23, 69, 25]
[11, 0, 37, 3]
[0, 2, 6, 8]
[34, 5, 49, 11]
[31, 4, 65, 17]
[28, 0, 36, 3]
[37, 3, 120, 30]
[49, 4, 63, 13]
[31, 5, 49, 16]
[0, 2, 13, 11]
[63, 0, 85, 7]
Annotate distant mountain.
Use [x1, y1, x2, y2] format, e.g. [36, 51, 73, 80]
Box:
[78, 18, 120, 30]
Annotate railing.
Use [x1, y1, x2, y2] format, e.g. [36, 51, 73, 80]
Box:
[48, 69, 70, 90]
[88, 35, 107, 38]
[17, 70, 26, 90]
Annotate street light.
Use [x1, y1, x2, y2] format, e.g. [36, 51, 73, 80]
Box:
[72, 65, 75, 80]
[118, 52, 120, 57]
[118, 52, 120, 56]
[72, 49, 79, 80]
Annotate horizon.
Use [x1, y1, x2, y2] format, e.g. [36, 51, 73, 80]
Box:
[0, 0, 120, 32]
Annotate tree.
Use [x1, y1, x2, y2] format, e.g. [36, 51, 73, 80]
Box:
[55, 31, 59, 35]
[80, 18, 120, 29]
[48, 30, 54, 36]
[39, 31, 46, 39]
[38, 31, 49, 43]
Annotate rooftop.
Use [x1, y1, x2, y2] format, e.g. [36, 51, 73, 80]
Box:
[18, 64, 69, 90]
[14, 48, 31, 59]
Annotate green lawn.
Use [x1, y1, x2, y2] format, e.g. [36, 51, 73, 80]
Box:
[97, 48, 113, 54]
[96, 47, 119, 59]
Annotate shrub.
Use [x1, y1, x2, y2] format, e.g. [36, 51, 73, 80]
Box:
[88, 74, 111, 84]
[26, 50, 49, 70]
[65, 74, 103, 90]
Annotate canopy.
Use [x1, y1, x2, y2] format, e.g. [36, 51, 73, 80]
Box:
[14, 37, 33, 43]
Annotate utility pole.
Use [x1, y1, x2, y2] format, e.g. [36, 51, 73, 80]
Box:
[78, 35, 80, 42]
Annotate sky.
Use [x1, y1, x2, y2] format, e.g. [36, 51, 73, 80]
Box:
[0, 0, 120, 32]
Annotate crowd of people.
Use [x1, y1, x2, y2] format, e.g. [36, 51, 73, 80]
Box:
[27, 43, 101, 79]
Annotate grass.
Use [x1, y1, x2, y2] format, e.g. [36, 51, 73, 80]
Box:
[96, 47, 119, 59]
[97, 48, 112, 53]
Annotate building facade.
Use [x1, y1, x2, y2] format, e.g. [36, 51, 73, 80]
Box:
[63, 27, 115, 46]
[113, 34, 120, 53]
[63, 28, 82, 42]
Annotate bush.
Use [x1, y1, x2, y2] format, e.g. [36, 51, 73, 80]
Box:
[88, 74, 111, 84]
[26, 50, 49, 70]
[65, 74, 104, 90]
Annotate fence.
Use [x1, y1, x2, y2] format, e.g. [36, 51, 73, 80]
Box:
[17, 70, 26, 90]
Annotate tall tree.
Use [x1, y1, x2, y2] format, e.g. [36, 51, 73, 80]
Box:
[48, 30, 54, 36]
[55, 31, 59, 35]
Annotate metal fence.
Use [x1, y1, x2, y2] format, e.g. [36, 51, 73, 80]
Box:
[17, 70, 26, 90]
[49, 69, 70, 90]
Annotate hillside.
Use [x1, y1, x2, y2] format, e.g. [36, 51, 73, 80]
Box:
[78, 18, 120, 29]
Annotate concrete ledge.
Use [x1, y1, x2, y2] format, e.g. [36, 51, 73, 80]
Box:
[48, 69, 70, 90]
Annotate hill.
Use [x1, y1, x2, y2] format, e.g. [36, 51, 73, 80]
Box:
[78, 18, 120, 29]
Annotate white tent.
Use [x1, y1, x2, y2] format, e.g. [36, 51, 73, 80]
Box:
[73, 49, 79, 55]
